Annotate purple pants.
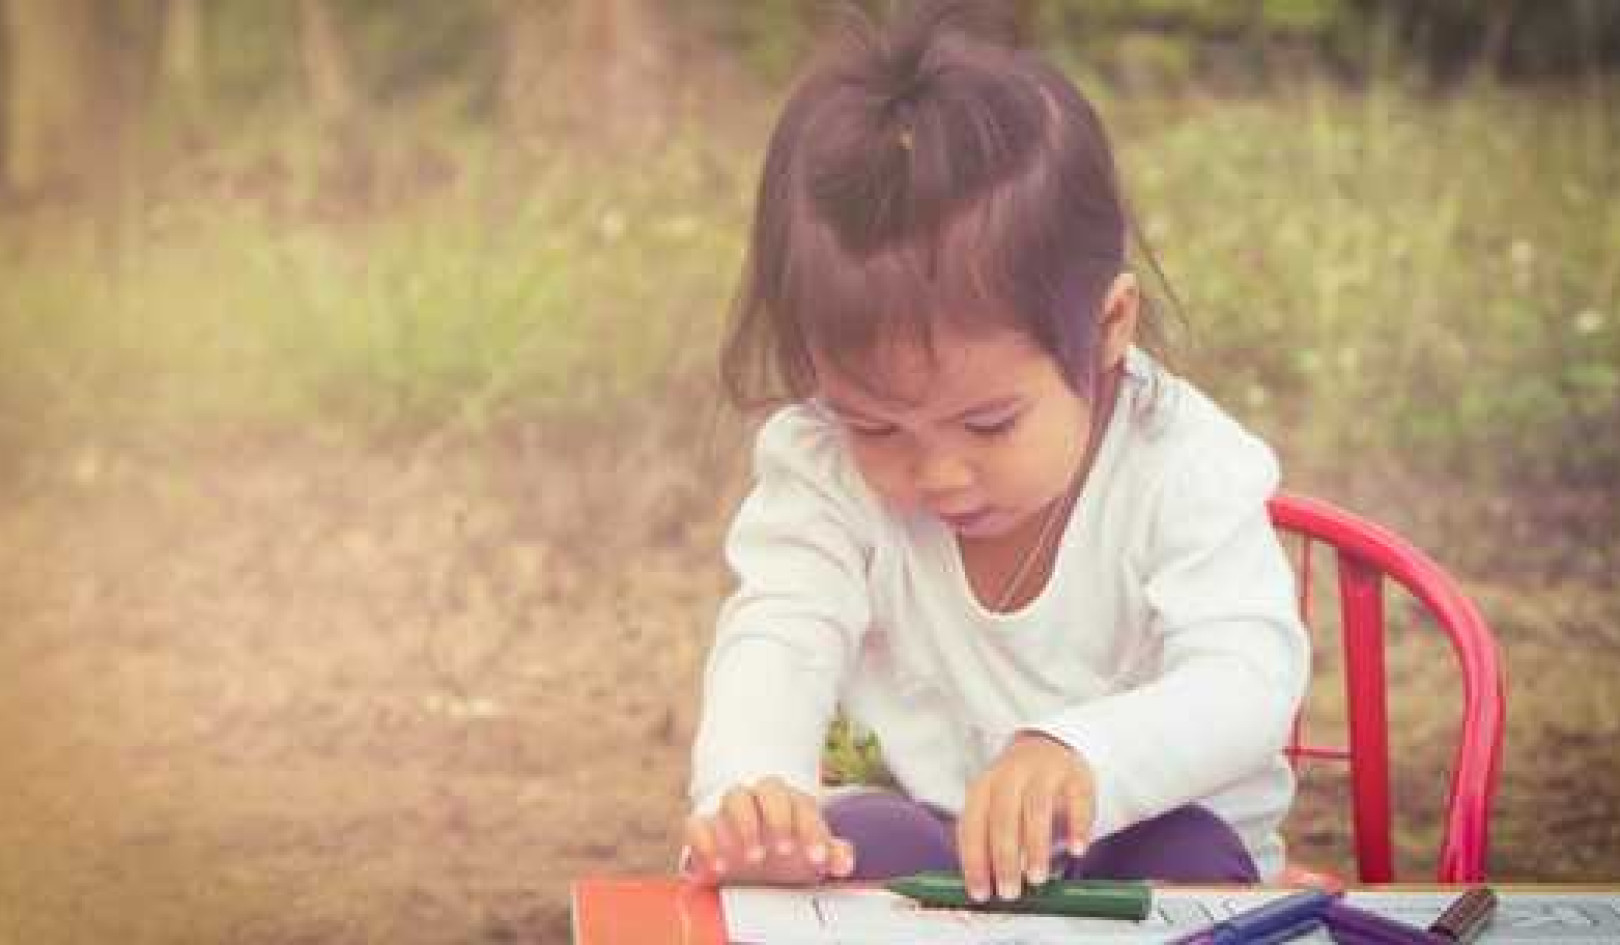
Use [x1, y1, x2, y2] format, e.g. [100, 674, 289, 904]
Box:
[823, 792, 1258, 883]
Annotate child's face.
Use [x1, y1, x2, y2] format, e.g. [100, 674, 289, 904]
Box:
[814, 327, 1094, 540]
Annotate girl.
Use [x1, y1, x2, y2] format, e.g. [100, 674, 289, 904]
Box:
[684, 0, 1308, 902]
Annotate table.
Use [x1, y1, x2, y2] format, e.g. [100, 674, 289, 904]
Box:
[572, 877, 724, 945]
[571, 877, 1620, 945]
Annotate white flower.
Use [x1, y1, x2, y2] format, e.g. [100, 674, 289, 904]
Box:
[1573, 309, 1605, 335]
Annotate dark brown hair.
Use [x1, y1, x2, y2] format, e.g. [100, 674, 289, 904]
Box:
[720, 0, 1165, 408]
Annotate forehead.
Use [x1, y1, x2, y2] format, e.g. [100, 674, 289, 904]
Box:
[812, 326, 1055, 414]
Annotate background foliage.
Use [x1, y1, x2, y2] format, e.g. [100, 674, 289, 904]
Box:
[5, 0, 1616, 507]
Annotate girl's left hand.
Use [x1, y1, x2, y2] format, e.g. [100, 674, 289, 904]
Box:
[956, 732, 1094, 903]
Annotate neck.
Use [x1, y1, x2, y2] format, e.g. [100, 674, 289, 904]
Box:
[965, 362, 1126, 612]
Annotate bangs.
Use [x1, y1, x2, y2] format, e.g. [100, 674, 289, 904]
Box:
[779, 200, 1020, 400]
[774, 142, 1124, 402]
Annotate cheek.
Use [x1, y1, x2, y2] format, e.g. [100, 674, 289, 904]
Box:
[847, 442, 912, 502]
[982, 444, 1056, 497]
[1008, 413, 1091, 492]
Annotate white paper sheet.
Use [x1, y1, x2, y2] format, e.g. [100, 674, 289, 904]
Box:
[721, 886, 1620, 945]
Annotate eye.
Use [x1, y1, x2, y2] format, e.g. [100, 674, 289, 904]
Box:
[964, 412, 1021, 437]
[844, 419, 899, 439]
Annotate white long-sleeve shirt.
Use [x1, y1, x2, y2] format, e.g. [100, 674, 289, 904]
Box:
[689, 351, 1309, 878]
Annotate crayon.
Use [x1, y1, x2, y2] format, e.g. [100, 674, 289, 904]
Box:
[886, 871, 1151, 920]
[1428, 887, 1498, 944]
[1169, 888, 1339, 945]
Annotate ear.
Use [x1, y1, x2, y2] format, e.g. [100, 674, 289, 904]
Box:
[1097, 271, 1140, 372]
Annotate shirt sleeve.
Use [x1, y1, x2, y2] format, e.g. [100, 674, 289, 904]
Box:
[1028, 431, 1309, 842]
[688, 407, 876, 816]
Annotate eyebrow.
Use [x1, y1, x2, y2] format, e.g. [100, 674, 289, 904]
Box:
[824, 394, 1025, 424]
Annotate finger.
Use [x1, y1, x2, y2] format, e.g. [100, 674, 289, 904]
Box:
[955, 783, 994, 902]
[753, 777, 798, 861]
[1064, 776, 1093, 854]
[1021, 779, 1057, 886]
[721, 787, 766, 865]
[683, 816, 725, 881]
[790, 792, 832, 869]
[988, 780, 1026, 901]
[828, 837, 857, 879]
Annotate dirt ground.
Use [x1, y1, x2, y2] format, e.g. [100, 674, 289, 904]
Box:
[2, 427, 1617, 944]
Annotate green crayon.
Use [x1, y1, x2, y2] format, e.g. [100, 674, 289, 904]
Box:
[886, 871, 1152, 920]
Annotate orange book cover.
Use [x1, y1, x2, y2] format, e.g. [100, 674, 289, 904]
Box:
[570, 877, 725, 945]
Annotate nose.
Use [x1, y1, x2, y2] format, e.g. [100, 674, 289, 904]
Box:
[914, 448, 974, 499]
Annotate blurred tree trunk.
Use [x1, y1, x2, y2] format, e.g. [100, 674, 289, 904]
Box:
[297, 0, 372, 212]
[570, 0, 652, 139]
[158, 0, 205, 127]
[566, 0, 669, 142]
[1468, 0, 1519, 82]
[298, 0, 359, 129]
[499, 0, 671, 149]
[495, 0, 558, 143]
[0, 0, 104, 197]
[2, 0, 155, 278]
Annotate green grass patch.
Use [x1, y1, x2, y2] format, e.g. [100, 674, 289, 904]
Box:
[2, 83, 1614, 495]
[1113, 82, 1619, 490]
[0, 131, 750, 445]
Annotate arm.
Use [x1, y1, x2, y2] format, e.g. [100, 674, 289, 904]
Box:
[957, 433, 1308, 900]
[685, 409, 875, 880]
[1034, 434, 1309, 842]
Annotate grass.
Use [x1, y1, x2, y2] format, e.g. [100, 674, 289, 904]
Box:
[1, 128, 751, 450]
[1109, 82, 1619, 498]
[3, 82, 1615, 500]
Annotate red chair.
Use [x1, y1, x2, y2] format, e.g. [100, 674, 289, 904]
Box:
[1268, 493, 1505, 884]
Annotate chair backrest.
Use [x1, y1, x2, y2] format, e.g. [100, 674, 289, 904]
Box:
[1268, 493, 1506, 883]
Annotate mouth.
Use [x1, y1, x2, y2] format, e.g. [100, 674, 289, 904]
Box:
[937, 507, 1000, 535]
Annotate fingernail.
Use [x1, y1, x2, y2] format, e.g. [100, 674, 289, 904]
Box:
[713, 857, 727, 874]
[1028, 866, 1048, 886]
[807, 843, 827, 864]
[776, 839, 794, 856]
[997, 879, 1020, 901]
[968, 884, 989, 903]
[746, 845, 765, 863]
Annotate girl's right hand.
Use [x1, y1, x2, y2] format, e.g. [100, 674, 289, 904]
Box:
[681, 776, 857, 886]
